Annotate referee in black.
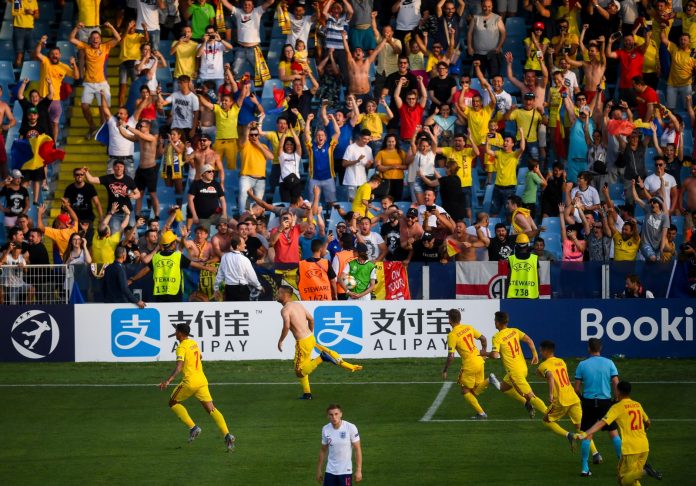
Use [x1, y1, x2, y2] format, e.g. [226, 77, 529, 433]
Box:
[573, 338, 621, 477]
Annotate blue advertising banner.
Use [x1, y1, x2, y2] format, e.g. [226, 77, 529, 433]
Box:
[0, 305, 75, 362]
[501, 299, 694, 358]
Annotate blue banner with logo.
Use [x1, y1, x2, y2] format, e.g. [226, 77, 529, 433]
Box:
[0, 306, 75, 362]
[500, 299, 695, 358]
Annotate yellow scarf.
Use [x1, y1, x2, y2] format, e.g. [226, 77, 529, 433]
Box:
[253, 46, 271, 87]
[277, 2, 291, 35]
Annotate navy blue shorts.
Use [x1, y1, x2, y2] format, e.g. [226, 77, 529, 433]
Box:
[323, 472, 352, 486]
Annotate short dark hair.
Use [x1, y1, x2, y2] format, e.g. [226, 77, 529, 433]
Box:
[326, 403, 342, 412]
[278, 284, 294, 294]
[540, 340, 556, 352]
[310, 238, 324, 253]
[533, 237, 544, 245]
[494, 311, 509, 324]
[114, 246, 127, 260]
[617, 380, 632, 395]
[175, 323, 191, 336]
[360, 128, 372, 137]
[507, 195, 522, 207]
[360, 216, 371, 224]
[230, 236, 242, 250]
[494, 223, 507, 231]
[588, 337, 602, 353]
[448, 308, 461, 323]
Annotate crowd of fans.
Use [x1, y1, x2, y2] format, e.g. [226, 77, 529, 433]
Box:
[1, 0, 696, 304]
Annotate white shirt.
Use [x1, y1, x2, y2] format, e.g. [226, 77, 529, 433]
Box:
[396, 0, 421, 31]
[321, 420, 360, 475]
[135, 57, 158, 91]
[483, 90, 513, 116]
[408, 151, 435, 183]
[417, 204, 448, 227]
[165, 91, 200, 129]
[233, 6, 264, 44]
[3, 253, 27, 287]
[136, 0, 161, 30]
[359, 231, 384, 261]
[570, 186, 601, 208]
[107, 116, 136, 156]
[214, 250, 263, 289]
[287, 15, 313, 47]
[644, 173, 677, 211]
[279, 151, 301, 179]
[342, 143, 373, 187]
[198, 41, 225, 80]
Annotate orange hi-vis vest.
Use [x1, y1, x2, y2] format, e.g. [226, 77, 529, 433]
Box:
[298, 259, 332, 301]
[334, 250, 356, 295]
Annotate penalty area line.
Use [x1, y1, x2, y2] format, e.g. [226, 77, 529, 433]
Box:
[420, 382, 454, 422]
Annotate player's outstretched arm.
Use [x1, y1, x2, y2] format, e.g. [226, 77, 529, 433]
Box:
[577, 419, 607, 440]
[159, 360, 183, 389]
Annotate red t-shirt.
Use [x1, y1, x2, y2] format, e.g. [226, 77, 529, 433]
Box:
[636, 86, 658, 120]
[271, 224, 301, 264]
[616, 49, 645, 88]
[398, 104, 425, 141]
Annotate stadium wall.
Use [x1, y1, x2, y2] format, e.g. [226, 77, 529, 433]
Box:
[1, 300, 693, 362]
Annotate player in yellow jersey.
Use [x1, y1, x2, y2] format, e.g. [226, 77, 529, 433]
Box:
[159, 324, 235, 451]
[578, 381, 663, 484]
[485, 311, 546, 417]
[276, 286, 362, 400]
[537, 340, 582, 451]
[441, 309, 489, 419]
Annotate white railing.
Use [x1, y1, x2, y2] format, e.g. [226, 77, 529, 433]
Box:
[0, 264, 74, 305]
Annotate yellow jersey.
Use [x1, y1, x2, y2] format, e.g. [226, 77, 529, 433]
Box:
[678, 12, 696, 48]
[213, 104, 240, 140]
[462, 105, 494, 145]
[612, 232, 640, 261]
[39, 58, 74, 101]
[538, 356, 580, 407]
[12, 0, 38, 29]
[635, 36, 657, 74]
[440, 147, 476, 187]
[509, 108, 542, 142]
[667, 43, 696, 87]
[176, 338, 208, 385]
[352, 182, 373, 216]
[264, 130, 284, 164]
[77, 0, 101, 26]
[358, 113, 389, 140]
[447, 324, 483, 364]
[494, 151, 518, 186]
[173, 40, 199, 79]
[76, 41, 111, 83]
[119, 32, 146, 62]
[492, 327, 527, 373]
[603, 398, 650, 455]
[239, 141, 267, 178]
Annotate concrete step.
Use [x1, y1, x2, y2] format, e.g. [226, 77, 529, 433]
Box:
[63, 144, 107, 154]
[63, 151, 109, 162]
[65, 135, 103, 145]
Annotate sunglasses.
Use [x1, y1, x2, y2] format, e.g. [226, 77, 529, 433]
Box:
[249, 133, 259, 137]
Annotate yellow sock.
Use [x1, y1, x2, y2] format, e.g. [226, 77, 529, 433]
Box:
[503, 388, 527, 404]
[621, 470, 644, 485]
[590, 440, 598, 455]
[473, 379, 489, 396]
[299, 375, 311, 394]
[463, 392, 484, 414]
[300, 357, 323, 377]
[209, 407, 229, 436]
[543, 421, 569, 437]
[170, 403, 195, 428]
[339, 360, 363, 372]
[530, 396, 547, 413]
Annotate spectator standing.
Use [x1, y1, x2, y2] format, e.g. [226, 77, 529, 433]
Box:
[661, 30, 696, 111]
[187, 163, 227, 227]
[171, 25, 199, 78]
[393, 0, 422, 43]
[213, 235, 264, 301]
[0, 171, 30, 236]
[607, 209, 640, 262]
[355, 216, 387, 262]
[420, 159, 467, 223]
[103, 246, 146, 307]
[11, 0, 38, 68]
[101, 94, 137, 177]
[185, 0, 216, 41]
[238, 123, 273, 211]
[374, 133, 408, 202]
[64, 168, 103, 245]
[418, 188, 455, 238]
[606, 32, 646, 107]
[372, 15, 402, 96]
[631, 184, 669, 263]
[118, 120, 160, 217]
[468, 0, 506, 77]
[305, 113, 339, 207]
[159, 75, 200, 140]
[486, 130, 525, 219]
[36, 202, 79, 263]
[642, 156, 678, 215]
[222, 0, 276, 76]
[136, 0, 166, 51]
[488, 222, 515, 261]
[91, 205, 132, 264]
[342, 129, 374, 201]
[393, 76, 428, 145]
[84, 160, 140, 234]
[197, 25, 234, 88]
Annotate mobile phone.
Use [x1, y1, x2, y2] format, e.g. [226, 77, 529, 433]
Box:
[614, 31, 623, 39]
[427, 205, 436, 211]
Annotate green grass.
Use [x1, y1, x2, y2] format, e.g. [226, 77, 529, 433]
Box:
[0, 359, 694, 485]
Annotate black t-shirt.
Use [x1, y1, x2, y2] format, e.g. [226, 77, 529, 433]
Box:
[19, 98, 51, 133]
[427, 76, 457, 106]
[381, 220, 409, 261]
[187, 179, 225, 219]
[19, 119, 50, 139]
[242, 236, 263, 263]
[286, 90, 313, 125]
[0, 185, 30, 216]
[64, 182, 98, 221]
[26, 242, 49, 265]
[412, 239, 442, 262]
[438, 175, 466, 222]
[1, 241, 29, 253]
[99, 174, 137, 212]
[488, 235, 515, 261]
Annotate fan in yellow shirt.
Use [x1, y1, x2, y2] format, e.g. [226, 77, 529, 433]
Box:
[441, 309, 489, 419]
[159, 324, 236, 451]
[578, 381, 663, 484]
[485, 311, 547, 417]
[537, 340, 584, 451]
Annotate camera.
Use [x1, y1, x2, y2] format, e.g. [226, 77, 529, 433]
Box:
[426, 205, 437, 211]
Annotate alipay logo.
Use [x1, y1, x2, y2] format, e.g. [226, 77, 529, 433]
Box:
[111, 308, 161, 357]
[314, 306, 363, 355]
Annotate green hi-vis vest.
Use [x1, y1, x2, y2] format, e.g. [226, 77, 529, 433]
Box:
[507, 253, 539, 299]
[152, 251, 183, 296]
[348, 259, 376, 294]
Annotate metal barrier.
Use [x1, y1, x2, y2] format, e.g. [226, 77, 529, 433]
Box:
[0, 264, 73, 305]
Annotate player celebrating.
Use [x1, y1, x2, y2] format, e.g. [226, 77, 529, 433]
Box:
[276, 285, 362, 399]
[317, 403, 363, 485]
[486, 311, 546, 417]
[441, 308, 489, 419]
[159, 323, 235, 451]
[537, 340, 582, 450]
[577, 381, 663, 484]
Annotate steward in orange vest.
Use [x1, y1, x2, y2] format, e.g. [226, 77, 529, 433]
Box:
[298, 239, 337, 300]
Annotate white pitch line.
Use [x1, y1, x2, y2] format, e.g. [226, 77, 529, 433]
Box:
[427, 418, 696, 423]
[420, 382, 453, 422]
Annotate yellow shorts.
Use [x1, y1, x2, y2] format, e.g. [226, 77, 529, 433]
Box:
[618, 451, 649, 484]
[544, 401, 582, 425]
[294, 334, 316, 377]
[213, 138, 238, 170]
[170, 381, 213, 403]
[503, 367, 532, 396]
[458, 357, 485, 390]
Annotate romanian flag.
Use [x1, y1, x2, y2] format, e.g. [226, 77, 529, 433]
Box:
[10, 134, 65, 171]
[446, 239, 461, 257]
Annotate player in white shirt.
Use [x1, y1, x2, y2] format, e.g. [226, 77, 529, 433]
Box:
[317, 404, 363, 485]
[342, 129, 374, 200]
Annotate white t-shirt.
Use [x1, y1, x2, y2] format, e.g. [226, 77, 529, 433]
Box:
[483, 89, 513, 116]
[233, 6, 264, 44]
[342, 143, 373, 187]
[135, 57, 158, 91]
[279, 151, 301, 179]
[3, 253, 26, 287]
[360, 231, 385, 261]
[561, 71, 580, 96]
[198, 41, 225, 80]
[570, 185, 600, 208]
[417, 204, 448, 227]
[107, 116, 136, 156]
[136, 0, 161, 30]
[644, 173, 677, 211]
[396, 0, 421, 31]
[408, 151, 435, 183]
[165, 91, 200, 129]
[287, 15, 313, 47]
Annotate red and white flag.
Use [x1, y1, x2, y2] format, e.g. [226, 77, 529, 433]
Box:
[455, 261, 551, 299]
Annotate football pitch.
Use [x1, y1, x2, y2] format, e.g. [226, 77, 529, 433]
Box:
[0, 358, 694, 485]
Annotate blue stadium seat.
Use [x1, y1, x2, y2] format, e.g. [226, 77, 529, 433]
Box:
[0, 60, 12, 82]
[0, 21, 12, 41]
[157, 67, 173, 88]
[503, 78, 520, 96]
[517, 167, 529, 181]
[482, 184, 494, 213]
[543, 233, 562, 259]
[487, 217, 501, 229]
[0, 80, 9, 102]
[470, 78, 483, 93]
[0, 39, 12, 61]
[56, 41, 76, 64]
[541, 217, 560, 235]
[262, 113, 279, 131]
[395, 201, 412, 213]
[12, 100, 21, 119]
[672, 215, 685, 235]
[262, 78, 284, 100]
[60, 1, 75, 22]
[505, 17, 527, 40]
[609, 182, 624, 200]
[19, 61, 41, 81]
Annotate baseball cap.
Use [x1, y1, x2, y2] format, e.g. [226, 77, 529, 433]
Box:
[650, 196, 664, 207]
[56, 213, 71, 225]
[160, 230, 178, 246]
[516, 233, 530, 245]
[200, 164, 214, 173]
[406, 208, 418, 217]
[10, 169, 22, 179]
[355, 242, 369, 254]
[422, 232, 434, 241]
[533, 21, 545, 31]
[27, 106, 38, 114]
[523, 92, 536, 100]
